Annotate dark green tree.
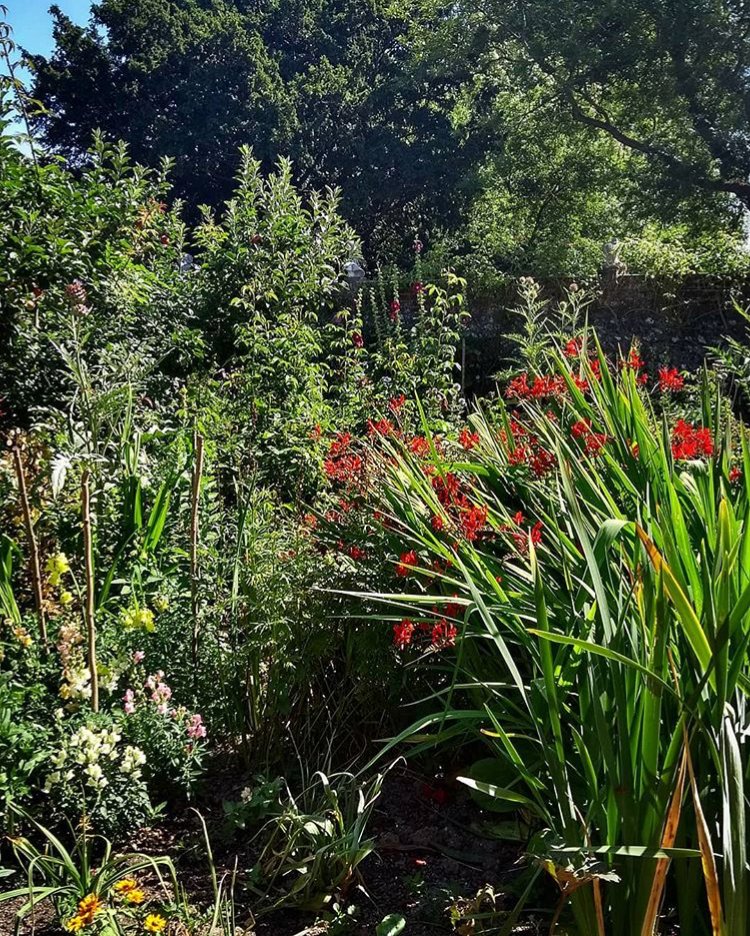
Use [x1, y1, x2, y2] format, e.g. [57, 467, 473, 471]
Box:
[448, 0, 750, 211]
[26, 0, 494, 252]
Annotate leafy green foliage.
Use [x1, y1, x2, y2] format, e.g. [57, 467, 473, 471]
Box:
[27, 0, 490, 250]
[366, 312, 750, 933]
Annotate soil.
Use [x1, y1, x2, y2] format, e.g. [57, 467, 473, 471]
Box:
[0, 767, 541, 936]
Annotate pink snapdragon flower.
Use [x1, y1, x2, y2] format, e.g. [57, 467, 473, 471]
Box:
[123, 689, 136, 715]
[187, 714, 207, 740]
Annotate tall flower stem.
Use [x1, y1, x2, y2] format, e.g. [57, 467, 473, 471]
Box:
[81, 469, 99, 712]
[12, 443, 47, 646]
[190, 431, 205, 665]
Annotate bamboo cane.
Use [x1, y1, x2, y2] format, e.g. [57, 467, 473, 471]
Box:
[81, 469, 98, 712]
[12, 444, 47, 645]
[190, 432, 205, 665]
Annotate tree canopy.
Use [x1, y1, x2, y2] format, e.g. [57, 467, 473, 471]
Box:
[28, 0, 495, 253]
[22, 0, 750, 270]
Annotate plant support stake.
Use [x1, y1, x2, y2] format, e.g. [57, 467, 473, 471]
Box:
[81, 469, 99, 712]
[12, 444, 47, 645]
[190, 431, 205, 665]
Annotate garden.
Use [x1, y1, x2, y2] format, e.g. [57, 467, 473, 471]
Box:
[2, 2, 750, 934]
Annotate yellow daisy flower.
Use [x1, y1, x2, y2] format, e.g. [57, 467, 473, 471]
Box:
[76, 893, 103, 925]
[144, 913, 167, 933]
[113, 878, 138, 894]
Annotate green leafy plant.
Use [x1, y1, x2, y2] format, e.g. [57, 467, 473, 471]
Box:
[365, 335, 749, 934]
[249, 769, 390, 912]
[0, 808, 178, 935]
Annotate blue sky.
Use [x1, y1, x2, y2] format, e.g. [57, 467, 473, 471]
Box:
[5, 0, 92, 60]
[1, 1, 92, 139]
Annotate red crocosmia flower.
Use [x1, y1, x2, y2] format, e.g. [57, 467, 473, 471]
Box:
[589, 358, 602, 379]
[531, 374, 567, 400]
[508, 444, 531, 467]
[389, 394, 406, 414]
[623, 349, 645, 371]
[671, 421, 714, 460]
[329, 432, 352, 457]
[460, 503, 488, 541]
[352, 332, 364, 348]
[444, 596, 461, 619]
[571, 419, 607, 457]
[396, 550, 418, 577]
[658, 367, 685, 393]
[458, 427, 480, 451]
[388, 299, 400, 322]
[564, 337, 582, 358]
[431, 618, 457, 648]
[393, 618, 415, 649]
[504, 516, 543, 555]
[508, 373, 567, 401]
[730, 466, 742, 483]
[367, 418, 396, 437]
[531, 448, 556, 477]
[303, 513, 318, 529]
[348, 544, 366, 560]
[324, 452, 363, 484]
[431, 514, 445, 531]
[409, 435, 431, 457]
[431, 472, 464, 507]
[506, 373, 531, 400]
[309, 424, 322, 441]
[585, 432, 608, 456]
[571, 374, 590, 393]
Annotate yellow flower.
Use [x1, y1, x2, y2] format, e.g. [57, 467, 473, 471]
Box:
[122, 606, 156, 632]
[76, 893, 103, 925]
[13, 626, 33, 648]
[125, 888, 146, 905]
[46, 552, 70, 585]
[144, 913, 167, 933]
[60, 590, 74, 606]
[113, 878, 137, 894]
[64, 916, 85, 933]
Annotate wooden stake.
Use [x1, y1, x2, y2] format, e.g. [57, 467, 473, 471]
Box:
[190, 432, 205, 665]
[12, 444, 47, 645]
[81, 469, 98, 713]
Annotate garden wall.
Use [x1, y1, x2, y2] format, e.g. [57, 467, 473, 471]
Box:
[459, 273, 750, 394]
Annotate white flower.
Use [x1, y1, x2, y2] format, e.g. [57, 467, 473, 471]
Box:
[84, 763, 108, 789]
[50, 749, 68, 768]
[121, 745, 146, 778]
